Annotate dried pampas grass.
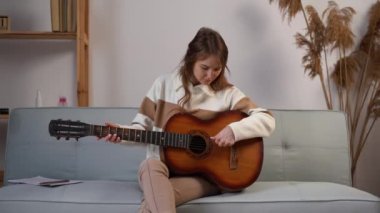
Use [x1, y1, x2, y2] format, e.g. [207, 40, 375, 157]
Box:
[323, 1, 356, 51]
[331, 54, 359, 89]
[269, 0, 303, 22]
[270, 0, 380, 178]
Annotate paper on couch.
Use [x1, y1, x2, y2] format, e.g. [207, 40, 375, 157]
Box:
[8, 176, 81, 187]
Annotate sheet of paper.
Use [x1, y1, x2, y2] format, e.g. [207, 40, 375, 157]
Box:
[8, 176, 81, 186]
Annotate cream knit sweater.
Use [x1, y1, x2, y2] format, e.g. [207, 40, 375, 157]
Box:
[124, 72, 275, 159]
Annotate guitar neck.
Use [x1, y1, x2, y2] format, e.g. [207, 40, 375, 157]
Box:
[90, 125, 190, 149]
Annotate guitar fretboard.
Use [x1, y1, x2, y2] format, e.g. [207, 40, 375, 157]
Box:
[91, 125, 191, 149]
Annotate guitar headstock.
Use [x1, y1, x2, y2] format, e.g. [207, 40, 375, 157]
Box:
[49, 119, 90, 140]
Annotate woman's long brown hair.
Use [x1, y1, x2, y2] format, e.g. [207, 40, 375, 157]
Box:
[178, 27, 232, 107]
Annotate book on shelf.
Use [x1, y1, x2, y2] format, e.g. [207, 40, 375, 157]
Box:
[51, 0, 76, 33]
[59, 0, 65, 32]
[51, 0, 60, 32]
[67, 0, 73, 32]
[0, 15, 11, 32]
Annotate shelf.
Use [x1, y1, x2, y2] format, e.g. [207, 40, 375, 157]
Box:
[0, 31, 76, 40]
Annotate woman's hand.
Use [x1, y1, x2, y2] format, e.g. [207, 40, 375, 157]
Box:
[98, 122, 121, 143]
[210, 126, 235, 147]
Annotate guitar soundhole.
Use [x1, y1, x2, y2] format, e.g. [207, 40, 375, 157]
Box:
[189, 135, 207, 155]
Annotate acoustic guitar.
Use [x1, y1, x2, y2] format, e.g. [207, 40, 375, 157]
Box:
[49, 111, 263, 191]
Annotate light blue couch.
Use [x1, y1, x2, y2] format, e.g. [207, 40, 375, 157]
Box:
[0, 107, 379, 213]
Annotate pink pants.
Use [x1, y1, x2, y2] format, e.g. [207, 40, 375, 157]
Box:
[138, 158, 220, 213]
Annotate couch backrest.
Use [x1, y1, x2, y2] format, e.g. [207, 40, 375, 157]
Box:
[4, 108, 351, 186]
[4, 107, 145, 184]
[258, 110, 351, 186]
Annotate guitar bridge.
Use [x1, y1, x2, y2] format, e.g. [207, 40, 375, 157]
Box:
[230, 146, 238, 170]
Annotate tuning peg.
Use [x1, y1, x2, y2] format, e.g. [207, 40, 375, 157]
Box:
[65, 137, 70, 140]
[75, 137, 79, 141]
[56, 136, 61, 140]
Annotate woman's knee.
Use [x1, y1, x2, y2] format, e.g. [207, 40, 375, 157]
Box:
[138, 158, 169, 177]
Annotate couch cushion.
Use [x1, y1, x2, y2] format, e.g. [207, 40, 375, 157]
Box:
[178, 181, 380, 213]
[1, 181, 378, 213]
[0, 180, 142, 213]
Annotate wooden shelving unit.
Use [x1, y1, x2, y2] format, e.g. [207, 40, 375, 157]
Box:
[76, 0, 89, 107]
[0, 32, 76, 39]
[0, 0, 90, 106]
[0, 1, 89, 184]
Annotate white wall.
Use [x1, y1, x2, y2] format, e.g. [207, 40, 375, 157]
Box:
[0, 0, 378, 197]
[91, 0, 325, 109]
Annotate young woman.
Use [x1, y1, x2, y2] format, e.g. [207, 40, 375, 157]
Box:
[104, 27, 275, 213]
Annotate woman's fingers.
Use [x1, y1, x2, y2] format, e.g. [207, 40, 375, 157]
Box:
[97, 122, 121, 143]
[210, 126, 235, 147]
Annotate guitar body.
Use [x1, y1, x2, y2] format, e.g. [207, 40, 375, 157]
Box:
[163, 111, 263, 191]
[49, 111, 263, 191]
